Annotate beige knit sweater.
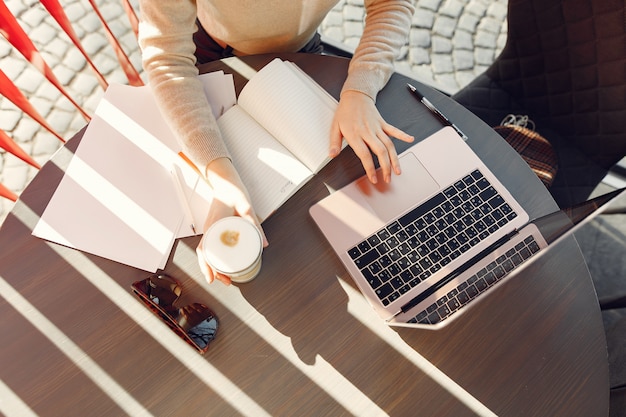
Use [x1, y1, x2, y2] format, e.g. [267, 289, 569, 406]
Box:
[138, 0, 414, 171]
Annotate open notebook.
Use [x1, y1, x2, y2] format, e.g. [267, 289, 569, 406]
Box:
[310, 127, 625, 328]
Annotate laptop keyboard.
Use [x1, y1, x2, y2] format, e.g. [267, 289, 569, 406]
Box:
[347, 169, 518, 307]
[407, 235, 540, 325]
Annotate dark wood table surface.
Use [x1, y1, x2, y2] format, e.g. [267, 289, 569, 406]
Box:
[0, 53, 609, 416]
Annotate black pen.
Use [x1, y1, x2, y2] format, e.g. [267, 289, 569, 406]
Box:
[406, 83, 468, 141]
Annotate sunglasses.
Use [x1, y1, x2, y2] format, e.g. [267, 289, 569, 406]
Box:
[131, 273, 218, 354]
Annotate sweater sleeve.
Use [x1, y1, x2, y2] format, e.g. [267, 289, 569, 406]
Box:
[341, 0, 414, 101]
[138, 0, 230, 171]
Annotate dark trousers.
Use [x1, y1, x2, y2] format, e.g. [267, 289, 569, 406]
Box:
[193, 19, 323, 64]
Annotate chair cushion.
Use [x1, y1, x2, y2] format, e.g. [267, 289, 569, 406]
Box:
[451, 0, 626, 207]
[480, 0, 626, 170]
[493, 124, 558, 187]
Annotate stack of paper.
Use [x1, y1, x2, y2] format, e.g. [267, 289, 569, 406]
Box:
[31, 72, 234, 271]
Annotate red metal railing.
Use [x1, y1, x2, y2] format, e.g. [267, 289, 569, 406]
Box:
[0, 0, 142, 201]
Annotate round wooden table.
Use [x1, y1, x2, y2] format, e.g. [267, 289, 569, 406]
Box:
[0, 53, 609, 416]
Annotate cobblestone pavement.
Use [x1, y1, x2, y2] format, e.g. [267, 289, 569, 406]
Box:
[0, 0, 508, 224]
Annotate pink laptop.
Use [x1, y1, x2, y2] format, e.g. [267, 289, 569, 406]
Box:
[310, 127, 545, 328]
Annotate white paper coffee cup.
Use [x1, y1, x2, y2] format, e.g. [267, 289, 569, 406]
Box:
[202, 216, 263, 283]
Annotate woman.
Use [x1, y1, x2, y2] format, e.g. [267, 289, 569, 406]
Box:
[138, 0, 415, 285]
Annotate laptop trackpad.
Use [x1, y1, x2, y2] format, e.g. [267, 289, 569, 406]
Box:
[354, 152, 440, 221]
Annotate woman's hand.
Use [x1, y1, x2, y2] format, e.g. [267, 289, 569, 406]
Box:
[196, 157, 268, 285]
[330, 90, 414, 184]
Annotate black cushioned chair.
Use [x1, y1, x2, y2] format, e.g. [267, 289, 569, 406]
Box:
[452, 0, 626, 208]
[453, 2, 626, 414]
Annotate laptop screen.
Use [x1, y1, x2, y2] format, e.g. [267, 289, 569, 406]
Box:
[533, 187, 626, 246]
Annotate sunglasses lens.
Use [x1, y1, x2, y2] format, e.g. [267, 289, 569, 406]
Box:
[187, 315, 219, 350]
[146, 274, 181, 310]
[177, 303, 219, 352]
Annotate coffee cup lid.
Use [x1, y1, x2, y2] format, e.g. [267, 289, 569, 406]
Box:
[203, 217, 262, 274]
